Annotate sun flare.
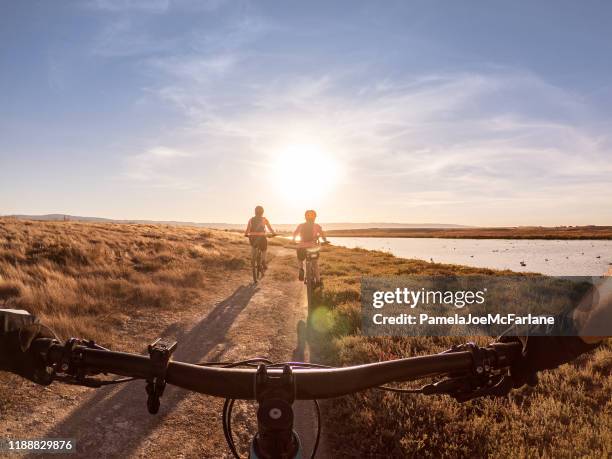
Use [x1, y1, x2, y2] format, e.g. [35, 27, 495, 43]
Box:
[271, 144, 341, 203]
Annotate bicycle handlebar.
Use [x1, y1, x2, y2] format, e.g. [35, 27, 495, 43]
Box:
[38, 339, 521, 400]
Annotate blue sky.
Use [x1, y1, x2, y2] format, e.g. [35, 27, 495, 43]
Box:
[1, 0, 611, 225]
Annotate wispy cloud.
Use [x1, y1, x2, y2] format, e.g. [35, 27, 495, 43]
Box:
[148, 54, 238, 83]
[87, 0, 169, 13]
[88, 0, 234, 57]
[91, 17, 176, 57]
[143, 59, 611, 221]
[6, 1, 612, 224]
[87, 0, 229, 13]
[74, 3, 612, 222]
[122, 146, 197, 189]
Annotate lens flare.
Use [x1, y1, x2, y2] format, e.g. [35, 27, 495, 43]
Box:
[310, 306, 335, 333]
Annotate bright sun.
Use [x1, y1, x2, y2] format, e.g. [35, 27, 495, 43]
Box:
[271, 144, 340, 203]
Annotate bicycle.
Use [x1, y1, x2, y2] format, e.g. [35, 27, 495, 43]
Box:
[290, 241, 330, 311]
[31, 337, 521, 458]
[245, 232, 276, 284]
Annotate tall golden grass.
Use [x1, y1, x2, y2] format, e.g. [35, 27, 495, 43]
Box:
[0, 219, 248, 343]
[312, 245, 611, 457]
[1, 220, 608, 456]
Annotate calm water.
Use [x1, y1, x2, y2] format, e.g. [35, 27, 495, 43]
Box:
[327, 237, 612, 276]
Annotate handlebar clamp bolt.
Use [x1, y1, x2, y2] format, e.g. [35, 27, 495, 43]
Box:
[269, 408, 283, 420]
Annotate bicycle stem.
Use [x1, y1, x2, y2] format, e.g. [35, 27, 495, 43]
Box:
[251, 364, 299, 458]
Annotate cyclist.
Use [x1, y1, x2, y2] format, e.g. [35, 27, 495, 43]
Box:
[244, 205, 276, 270]
[292, 209, 328, 285]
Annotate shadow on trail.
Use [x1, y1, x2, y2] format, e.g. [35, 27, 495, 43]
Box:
[291, 308, 332, 458]
[292, 320, 307, 362]
[291, 314, 329, 365]
[32, 284, 258, 459]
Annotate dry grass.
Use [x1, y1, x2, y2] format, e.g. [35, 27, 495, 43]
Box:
[312, 245, 611, 457]
[0, 219, 249, 345]
[1, 220, 609, 456]
[327, 226, 612, 239]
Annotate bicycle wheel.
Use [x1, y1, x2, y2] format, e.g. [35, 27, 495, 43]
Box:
[257, 249, 264, 280]
[252, 249, 259, 283]
[306, 260, 314, 310]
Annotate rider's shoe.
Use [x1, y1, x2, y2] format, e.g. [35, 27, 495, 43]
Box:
[298, 268, 304, 281]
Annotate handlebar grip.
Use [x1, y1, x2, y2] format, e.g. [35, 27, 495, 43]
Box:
[31, 338, 61, 360]
[81, 349, 154, 378]
[488, 341, 523, 367]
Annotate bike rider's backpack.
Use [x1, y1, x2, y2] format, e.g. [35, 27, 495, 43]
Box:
[250, 216, 266, 231]
[299, 221, 316, 242]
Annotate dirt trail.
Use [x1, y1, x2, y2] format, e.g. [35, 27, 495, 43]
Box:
[2, 247, 330, 458]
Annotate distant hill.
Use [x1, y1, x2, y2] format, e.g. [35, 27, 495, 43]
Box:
[2, 214, 472, 231]
[8, 214, 120, 223]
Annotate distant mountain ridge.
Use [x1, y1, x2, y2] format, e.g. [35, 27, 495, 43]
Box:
[2, 214, 472, 230]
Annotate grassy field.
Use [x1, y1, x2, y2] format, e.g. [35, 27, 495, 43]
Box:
[0, 220, 609, 457]
[0, 219, 249, 346]
[310, 245, 611, 457]
[326, 226, 612, 239]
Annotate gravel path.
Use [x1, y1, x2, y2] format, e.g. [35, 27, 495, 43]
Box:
[2, 247, 331, 458]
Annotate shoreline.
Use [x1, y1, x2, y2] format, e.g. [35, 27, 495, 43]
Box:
[326, 226, 612, 240]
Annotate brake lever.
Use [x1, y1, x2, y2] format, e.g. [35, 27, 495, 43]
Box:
[422, 342, 515, 402]
[422, 374, 514, 402]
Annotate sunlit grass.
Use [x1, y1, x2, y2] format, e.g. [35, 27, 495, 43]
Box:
[0, 219, 249, 345]
[313, 244, 611, 457]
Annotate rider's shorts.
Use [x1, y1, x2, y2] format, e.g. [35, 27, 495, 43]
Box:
[296, 248, 307, 261]
[249, 236, 267, 251]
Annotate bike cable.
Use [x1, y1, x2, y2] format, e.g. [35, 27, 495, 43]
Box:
[51, 374, 140, 388]
[375, 385, 425, 394]
[311, 398, 321, 459]
[222, 397, 240, 459]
